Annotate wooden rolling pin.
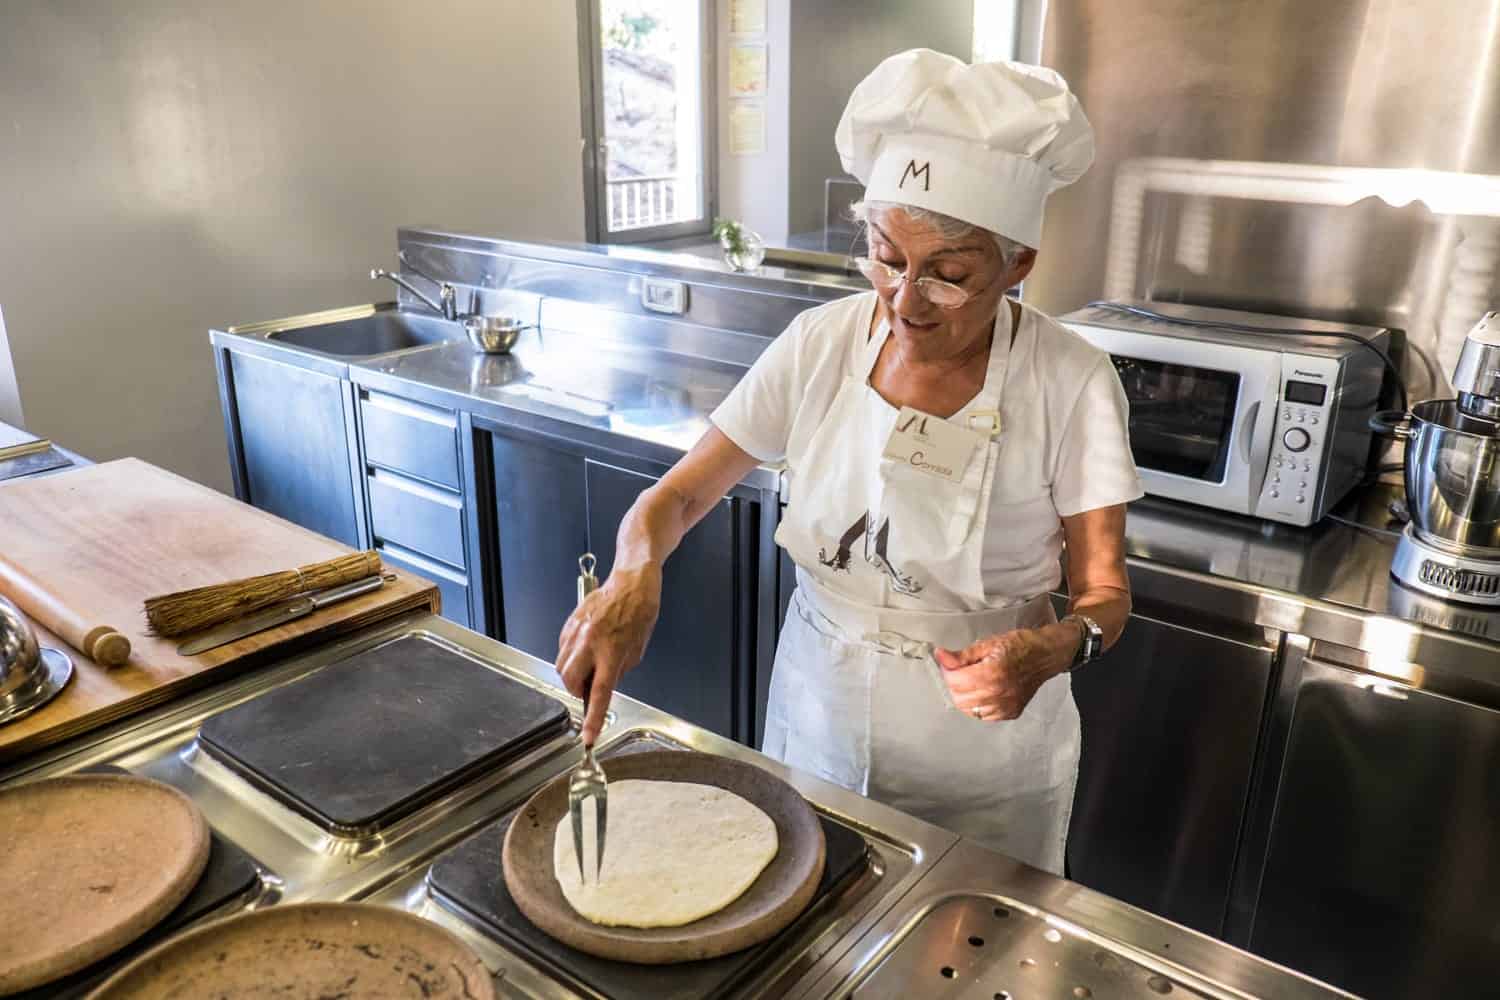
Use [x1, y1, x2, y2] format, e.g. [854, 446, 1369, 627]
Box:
[0, 555, 131, 666]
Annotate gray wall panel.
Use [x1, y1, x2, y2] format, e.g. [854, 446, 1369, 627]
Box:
[0, 0, 584, 490]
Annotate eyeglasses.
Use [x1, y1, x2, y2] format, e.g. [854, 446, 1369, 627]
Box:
[854, 257, 975, 310]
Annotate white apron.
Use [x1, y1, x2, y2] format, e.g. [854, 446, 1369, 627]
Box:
[762, 301, 1081, 874]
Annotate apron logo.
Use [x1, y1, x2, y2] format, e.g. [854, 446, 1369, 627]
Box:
[896, 412, 931, 439]
[817, 511, 924, 595]
[898, 160, 931, 192]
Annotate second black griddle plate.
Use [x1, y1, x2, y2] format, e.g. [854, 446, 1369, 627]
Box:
[428, 802, 869, 1000]
[198, 634, 570, 834]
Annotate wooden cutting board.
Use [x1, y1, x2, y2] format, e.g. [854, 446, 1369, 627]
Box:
[0, 458, 439, 762]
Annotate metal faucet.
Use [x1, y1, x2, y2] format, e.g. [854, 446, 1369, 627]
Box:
[370, 252, 458, 320]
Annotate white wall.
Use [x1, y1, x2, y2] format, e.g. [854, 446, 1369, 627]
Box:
[715, 0, 792, 245]
[0, 1, 585, 493]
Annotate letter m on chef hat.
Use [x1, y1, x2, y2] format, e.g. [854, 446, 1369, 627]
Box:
[835, 49, 1095, 250]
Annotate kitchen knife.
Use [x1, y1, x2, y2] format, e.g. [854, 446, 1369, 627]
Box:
[175, 575, 387, 656]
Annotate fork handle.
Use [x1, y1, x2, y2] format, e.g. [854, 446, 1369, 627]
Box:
[576, 553, 600, 748]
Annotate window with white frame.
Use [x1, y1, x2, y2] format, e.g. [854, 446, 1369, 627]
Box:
[580, 0, 714, 243]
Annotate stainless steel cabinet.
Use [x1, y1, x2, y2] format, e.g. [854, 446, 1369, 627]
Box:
[485, 426, 762, 743]
[1065, 606, 1276, 937]
[489, 431, 589, 662]
[355, 390, 476, 630]
[218, 351, 363, 549]
[366, 469, 467, 569]
[360, 390, 461, 490]
[377, 544, 471, 630]
[1237, 654, 1500, 999]
[217, 354, 479, 628]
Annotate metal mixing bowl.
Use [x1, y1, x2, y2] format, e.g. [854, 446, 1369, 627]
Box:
[464, 314, 531, 355]
[0, 595, 74, 725]
[1373, 400, 1500, 555]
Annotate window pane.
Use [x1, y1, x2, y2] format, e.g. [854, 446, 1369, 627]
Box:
[599, 0, 704, 233]
[1111, 356, 1241, 483]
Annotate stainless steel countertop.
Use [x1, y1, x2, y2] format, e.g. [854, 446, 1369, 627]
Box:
[1, 612, 1350, 999]
[212, 302, 782, 491]
[0, 612, 948, 998]
[1122, 482, 1500, 709]
[353, 324, 1500, 672]
[357, 329, 742, 464]
[1127, 484, 1416, 622]
[214, 293, 1500, 692]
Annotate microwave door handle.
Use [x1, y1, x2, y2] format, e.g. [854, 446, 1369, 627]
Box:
[1239, 400, 1262, 465]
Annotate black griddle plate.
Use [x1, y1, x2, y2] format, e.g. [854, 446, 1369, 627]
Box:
[199, 634, 569, 833]
[428, 809, 868, 1000]
[14, 765, 262, 999]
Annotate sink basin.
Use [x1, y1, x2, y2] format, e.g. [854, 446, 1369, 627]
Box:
[266, 311, 461, 357]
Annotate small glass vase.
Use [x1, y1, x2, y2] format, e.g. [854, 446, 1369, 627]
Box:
[721, 230, 766, 272]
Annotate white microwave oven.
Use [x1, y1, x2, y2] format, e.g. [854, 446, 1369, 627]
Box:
[1060, 301, 1391, 527]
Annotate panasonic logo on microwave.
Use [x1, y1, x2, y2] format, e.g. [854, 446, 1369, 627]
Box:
[1292, 369, 1326, 378]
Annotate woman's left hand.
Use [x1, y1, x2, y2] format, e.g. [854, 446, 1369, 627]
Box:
[934, 623, 1077, 721]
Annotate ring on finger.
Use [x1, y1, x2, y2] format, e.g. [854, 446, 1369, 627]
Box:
[971, 706, 985, 720]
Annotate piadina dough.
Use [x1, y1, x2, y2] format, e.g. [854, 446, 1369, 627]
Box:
[553, 779, 779, 928]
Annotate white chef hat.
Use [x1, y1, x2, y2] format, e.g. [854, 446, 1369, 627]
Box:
[836, 49, 1094, 249]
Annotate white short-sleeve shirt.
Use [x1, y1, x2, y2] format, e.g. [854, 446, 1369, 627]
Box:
[711, 291, 1143, 600]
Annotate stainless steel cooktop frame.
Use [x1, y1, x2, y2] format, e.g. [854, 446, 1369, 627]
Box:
[0, 613, 950, 998]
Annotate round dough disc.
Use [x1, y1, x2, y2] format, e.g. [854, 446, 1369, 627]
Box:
[0, 774, 211, 994]
[553, 779, 779, 928]
[88, 902, 494, 999]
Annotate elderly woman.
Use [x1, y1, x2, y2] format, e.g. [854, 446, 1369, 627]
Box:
[557, 50, 1141, 873]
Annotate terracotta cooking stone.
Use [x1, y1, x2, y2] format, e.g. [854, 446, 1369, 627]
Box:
[85, 902, 495, 999]
[503, 749, 827, 964]
[0, 774, 211, 995]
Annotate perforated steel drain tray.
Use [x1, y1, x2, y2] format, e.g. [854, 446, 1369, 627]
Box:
[848, 894, 1208, 1000]
[811, 840, 1354, 1000]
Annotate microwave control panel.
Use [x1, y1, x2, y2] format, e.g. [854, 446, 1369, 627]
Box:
[1254, 356, 1341, 525]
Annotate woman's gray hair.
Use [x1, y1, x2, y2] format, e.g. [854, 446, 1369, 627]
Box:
[850, 200, 1032, 267]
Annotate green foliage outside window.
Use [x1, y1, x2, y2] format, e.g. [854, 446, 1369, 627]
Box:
[605, 11, 660, 51]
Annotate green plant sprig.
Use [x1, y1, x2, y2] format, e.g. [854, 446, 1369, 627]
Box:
[713, 218, 749, 256]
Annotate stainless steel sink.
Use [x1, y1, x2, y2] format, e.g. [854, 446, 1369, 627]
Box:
[261, 310, 462, 358]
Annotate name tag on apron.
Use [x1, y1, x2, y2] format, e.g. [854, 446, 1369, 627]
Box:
[881, 406, 983, 483]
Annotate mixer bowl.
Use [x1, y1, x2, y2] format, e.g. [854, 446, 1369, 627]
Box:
[1375, 400, 1500, 555]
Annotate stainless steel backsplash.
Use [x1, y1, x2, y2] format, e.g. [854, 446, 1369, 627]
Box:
[1031, 0, 1500, 395]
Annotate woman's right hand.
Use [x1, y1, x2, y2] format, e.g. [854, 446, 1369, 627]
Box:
[556, 562, 663, 746]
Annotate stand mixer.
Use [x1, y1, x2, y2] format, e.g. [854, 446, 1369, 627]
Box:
[1385, 311, 1500, 604]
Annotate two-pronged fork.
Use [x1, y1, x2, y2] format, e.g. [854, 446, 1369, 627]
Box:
[568, 554, 608, 884]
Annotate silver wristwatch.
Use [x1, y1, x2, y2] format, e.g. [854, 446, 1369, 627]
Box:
[1062, 614, 1103, 671]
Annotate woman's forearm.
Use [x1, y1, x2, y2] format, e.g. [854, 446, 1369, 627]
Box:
[611, 426, 762, 574]
[1058, 503, 1133, 660]
[613, 482, 696, 573]
[557, 429, 760, 745]
[1066, 586, 1131, 650]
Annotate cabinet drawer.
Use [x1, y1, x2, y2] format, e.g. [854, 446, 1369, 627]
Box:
[367, 469, 466, 569]
[360, 391, 459, 490]
[378, 542, 470, 629]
